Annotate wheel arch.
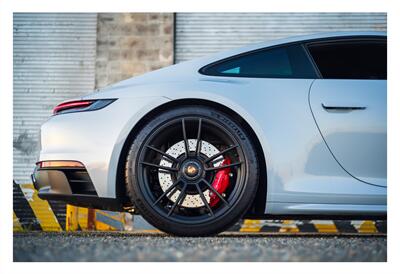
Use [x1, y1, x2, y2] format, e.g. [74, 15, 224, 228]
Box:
[116, 98, 268, 215]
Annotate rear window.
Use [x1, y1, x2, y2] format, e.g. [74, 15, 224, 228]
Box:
[307, 39, 387, 80]
[200, 44, 317, 79]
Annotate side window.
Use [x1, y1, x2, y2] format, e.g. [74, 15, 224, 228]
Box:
[200, 44, 317, 79]
[307, 39, 387, 80]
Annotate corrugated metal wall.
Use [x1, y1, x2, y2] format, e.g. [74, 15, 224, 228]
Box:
[175, 13, 387, 63]
[13, 13, 97, 184]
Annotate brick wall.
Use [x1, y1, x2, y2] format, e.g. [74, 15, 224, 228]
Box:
[95, 13, 174, 88]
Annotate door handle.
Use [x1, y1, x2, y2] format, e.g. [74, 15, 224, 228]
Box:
[321, 103, 366, 111]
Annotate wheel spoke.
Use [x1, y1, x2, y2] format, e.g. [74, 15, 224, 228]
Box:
[146, 145, 178, 163]
[195, 118, 202, 156]
[140, 162, 178, 172]
[167, 187, 179, 200]
[195, 184, 214, 216]
[205, 161, 243, 172]
[204, 145, 239, 163]
[167, 183, 188, 216]
[152, 180, 182, 206]
[201, 179, 229, 206]
[182, 118, 190, 157]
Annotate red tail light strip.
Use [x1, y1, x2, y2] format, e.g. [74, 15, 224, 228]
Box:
[37, 161, 84, 169]
[53, 100, 93, 114]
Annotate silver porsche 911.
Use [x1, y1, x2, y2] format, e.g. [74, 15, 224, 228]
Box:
[32, 32, 387, 236]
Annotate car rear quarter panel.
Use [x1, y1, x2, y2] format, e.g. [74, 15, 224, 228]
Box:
[39, 95, 170, 197]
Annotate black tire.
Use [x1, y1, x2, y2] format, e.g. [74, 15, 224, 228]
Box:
[125, 106, 259, 236]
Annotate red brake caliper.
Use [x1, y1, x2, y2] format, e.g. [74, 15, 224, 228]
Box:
[209, 157, 231, 207]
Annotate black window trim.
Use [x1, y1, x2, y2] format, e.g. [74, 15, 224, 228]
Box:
[198, 35, 386, 80]
[301, 43, 322, 79]
[304, 36, 386, 49]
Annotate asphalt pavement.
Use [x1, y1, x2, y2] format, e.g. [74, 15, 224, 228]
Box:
[13, 232, 386, 262]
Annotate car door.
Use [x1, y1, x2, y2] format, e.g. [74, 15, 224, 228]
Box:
[307, 37, 387, 187]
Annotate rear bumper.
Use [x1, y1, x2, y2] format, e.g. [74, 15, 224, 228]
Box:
[31, 162, 125, 211]
[32, 162, 97, 196]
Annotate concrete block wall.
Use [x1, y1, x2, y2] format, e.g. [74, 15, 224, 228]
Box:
[95, 13, 174, 88]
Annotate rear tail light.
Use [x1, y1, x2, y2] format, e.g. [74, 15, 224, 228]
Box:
[53, 100, 93, 114]
[52, 99, 116, 115]
[37, 161, 84, 169]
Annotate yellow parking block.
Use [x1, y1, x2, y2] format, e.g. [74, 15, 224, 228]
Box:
[312, 220, 338, 233]
[66, 204, 79, 231]
[357, 220, 378, 233]
[240, 219, 262, 232]
[65, 205, 91, 231]
[20, 184, 62, 231]
[78, 207, 89, 230]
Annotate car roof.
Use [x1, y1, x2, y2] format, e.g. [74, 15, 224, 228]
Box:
[201, 31, 386, 63]
[99, 31, 386, 90]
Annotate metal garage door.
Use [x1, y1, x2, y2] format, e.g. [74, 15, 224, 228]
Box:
[174, 13, 387, 63]
[13, 13, 97, 184]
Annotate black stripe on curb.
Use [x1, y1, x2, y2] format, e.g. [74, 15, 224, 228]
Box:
[334, 220, 358, 233]
[47, 200, 67, 230]
[297, 222, 319, 233]
[13, 181, 42, 231]
[375, 220, 387, 233]
[260, 225, 280, 233]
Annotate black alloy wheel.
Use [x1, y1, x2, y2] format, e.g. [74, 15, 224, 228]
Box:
[125, 106, 259, 236]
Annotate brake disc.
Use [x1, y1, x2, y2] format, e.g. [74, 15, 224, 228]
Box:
[158, 139, 223, 208]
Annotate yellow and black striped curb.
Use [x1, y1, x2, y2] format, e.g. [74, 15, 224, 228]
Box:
[13, 181, 64, 231]
[14, 181, 386, 234]
[13, 181, 126, 232]
[229, 219, 386, 234]
[132, 216, 386, 234]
